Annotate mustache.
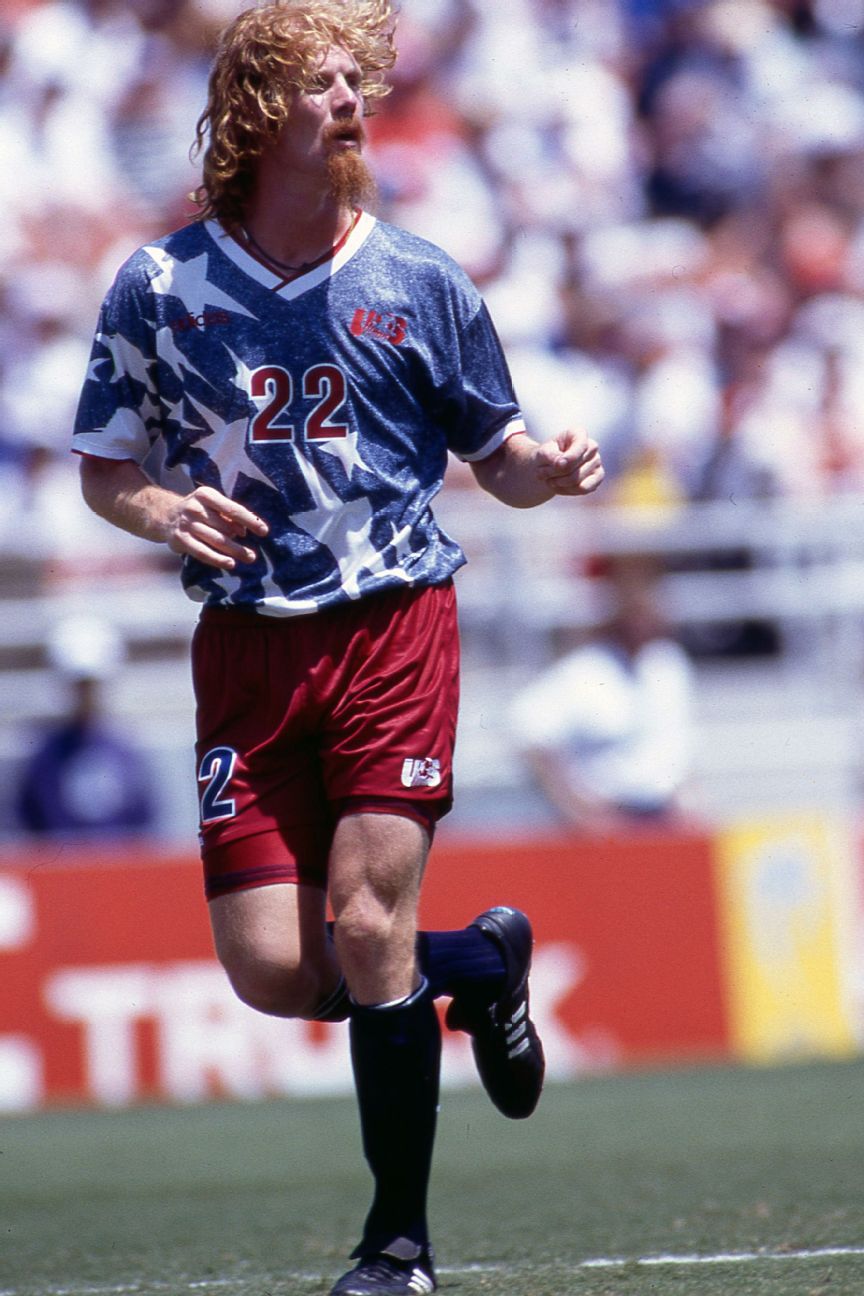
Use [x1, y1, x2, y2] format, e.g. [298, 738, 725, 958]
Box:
[324, 120, 365, 147]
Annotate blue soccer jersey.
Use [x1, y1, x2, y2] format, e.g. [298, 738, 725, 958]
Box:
[73, 213, 526, 615]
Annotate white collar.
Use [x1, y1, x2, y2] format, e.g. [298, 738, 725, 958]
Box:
[205, 210, 376, 301]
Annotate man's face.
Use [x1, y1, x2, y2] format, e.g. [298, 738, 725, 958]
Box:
[273, 44, 366, 179]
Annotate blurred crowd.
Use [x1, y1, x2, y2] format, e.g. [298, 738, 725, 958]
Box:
[3, 0, 864, 575]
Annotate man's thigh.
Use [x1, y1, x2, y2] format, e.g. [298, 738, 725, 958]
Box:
[208, 880, 335, 1014]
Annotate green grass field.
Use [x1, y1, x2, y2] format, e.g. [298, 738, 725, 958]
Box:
[3, 1059, 864, 1296]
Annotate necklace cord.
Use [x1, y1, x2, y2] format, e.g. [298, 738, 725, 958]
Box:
[240, 210, 362, 277]
[241, 226, 309, 274]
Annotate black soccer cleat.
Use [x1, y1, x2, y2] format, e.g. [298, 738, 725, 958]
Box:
[445, 906, 545, 1119]
[330, 1238, 436, 1295]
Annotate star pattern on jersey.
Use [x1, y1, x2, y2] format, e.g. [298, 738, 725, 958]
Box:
[197, 537, 279, 606]
[156, 322, 216, 394]
[85, 330, 163, 447]
[144, 245, 255, 321]
[385, 520, 416, 566]
[89, 329, 151, 389]
[225, 346, 257, 409]
[292, 453, 375, 598]
[360, 520, 416, 582]
[137, 389, 164, 430]
[318, 426, 375, 480]
[202, 346, 280, 497]
[195, 406, 276, 499]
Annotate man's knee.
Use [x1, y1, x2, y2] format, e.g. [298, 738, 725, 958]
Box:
[328, 812, 428, 1003]
[330, 885, 420, 1004]
[332, 894, 401, 963]
[219, 945, 323, 1018]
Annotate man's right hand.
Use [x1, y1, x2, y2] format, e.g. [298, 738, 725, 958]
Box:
[163, 485, 269, 571]
[78, 456, 269, 572]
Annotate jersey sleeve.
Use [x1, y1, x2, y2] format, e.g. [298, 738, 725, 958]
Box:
[72, 259, 161, 463]
[438, 300, 526, 463]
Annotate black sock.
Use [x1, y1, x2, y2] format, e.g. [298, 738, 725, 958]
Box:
[349, 979, 441, 1253]
[416, 927, 506, 1002]
[327, 921, 507, 1004]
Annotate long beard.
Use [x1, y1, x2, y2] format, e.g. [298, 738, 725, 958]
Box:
[326, 149, 377, 210]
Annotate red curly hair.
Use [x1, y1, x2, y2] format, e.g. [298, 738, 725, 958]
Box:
[191, 0, 397, 228]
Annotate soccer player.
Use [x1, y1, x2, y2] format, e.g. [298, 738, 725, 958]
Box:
[72, 3, 604, 1292]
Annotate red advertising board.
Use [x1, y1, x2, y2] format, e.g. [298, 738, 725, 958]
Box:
[420, 833, 729, 1068]
[0, 832, 730, 1111]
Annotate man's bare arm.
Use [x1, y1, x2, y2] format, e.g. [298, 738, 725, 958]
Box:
[78, 455, 269, 572]
[469, 428, 604, 508]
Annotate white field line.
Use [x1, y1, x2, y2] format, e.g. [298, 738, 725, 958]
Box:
[580, 1244, 864, 1268]
[3, 1247, 864, 1296]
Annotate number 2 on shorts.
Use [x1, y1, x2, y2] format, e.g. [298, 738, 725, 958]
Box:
[198, 746, 238, 824]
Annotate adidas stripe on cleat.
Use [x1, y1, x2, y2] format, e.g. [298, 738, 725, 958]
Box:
[330, 1239, 436, 1295]
[445, 906, 545, 1120]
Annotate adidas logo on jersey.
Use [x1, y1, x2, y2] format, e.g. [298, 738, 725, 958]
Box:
[350, 307, 408, 344]
[401, 757, 442, 789]
[169, 309, 231, 333]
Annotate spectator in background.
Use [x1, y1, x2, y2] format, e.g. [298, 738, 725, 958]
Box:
[509, 554, 696, 834]
[15, 615, 157, 837]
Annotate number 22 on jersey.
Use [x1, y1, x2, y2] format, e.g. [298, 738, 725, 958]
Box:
[248, 363, 349, 444]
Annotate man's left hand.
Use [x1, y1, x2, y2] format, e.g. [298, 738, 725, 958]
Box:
[534, 428, 605, 496]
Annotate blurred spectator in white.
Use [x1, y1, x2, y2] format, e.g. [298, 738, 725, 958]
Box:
[509, 554, 696, 834]
[14, 615, 158, 838]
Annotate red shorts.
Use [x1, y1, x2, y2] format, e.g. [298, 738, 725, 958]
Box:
[191, 581, 460, 899]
